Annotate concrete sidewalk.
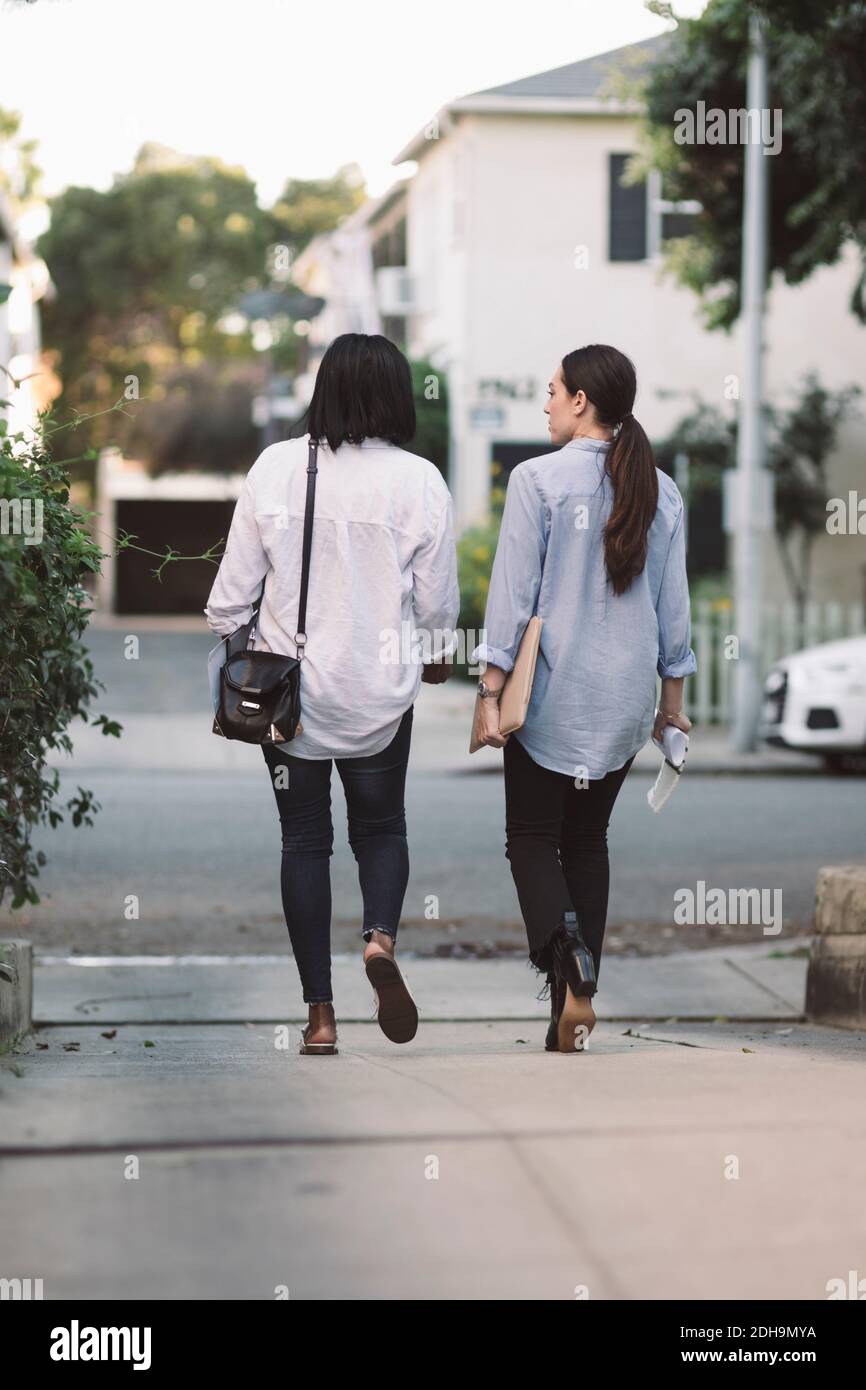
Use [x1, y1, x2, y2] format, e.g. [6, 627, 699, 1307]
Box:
[3, 946, 866, 1300]
[30, 942, 806, 1023]
[55, 678, 823, 776]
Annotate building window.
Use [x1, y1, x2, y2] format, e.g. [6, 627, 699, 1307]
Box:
[645, 169, 702, 259]
[608, 153, 647, 261]
[609, 156, 702, 263]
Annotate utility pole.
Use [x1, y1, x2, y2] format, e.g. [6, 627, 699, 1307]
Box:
[731, 9, 772, 753]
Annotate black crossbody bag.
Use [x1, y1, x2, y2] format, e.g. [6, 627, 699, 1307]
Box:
[212, 438, 318, 745]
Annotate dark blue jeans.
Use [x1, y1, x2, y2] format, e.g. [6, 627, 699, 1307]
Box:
[261, 707, 413, 1004]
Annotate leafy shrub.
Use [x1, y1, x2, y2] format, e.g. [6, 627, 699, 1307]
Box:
[0, 402, 120, 909]
[455, 482, 505, 675]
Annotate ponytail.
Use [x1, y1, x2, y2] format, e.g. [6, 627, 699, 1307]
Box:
[602, 413, 658, 596]
[560, 344, 659, 596]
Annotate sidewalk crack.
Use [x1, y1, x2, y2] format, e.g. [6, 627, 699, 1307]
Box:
[723, 956, 802, 1013]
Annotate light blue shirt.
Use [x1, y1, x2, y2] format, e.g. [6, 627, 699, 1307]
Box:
[471, 436, 697, 779]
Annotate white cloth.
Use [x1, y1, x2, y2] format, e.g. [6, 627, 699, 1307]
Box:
[204, 434, 460, 758]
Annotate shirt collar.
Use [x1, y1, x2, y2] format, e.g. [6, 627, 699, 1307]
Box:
[314, 436, 396, 450]
[565, 435, 611, 452]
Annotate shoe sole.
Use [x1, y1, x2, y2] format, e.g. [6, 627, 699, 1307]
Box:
[299, 1028, 338, 1055]
[558, 984, 596, 1052]
[365, 955, 418, 1043]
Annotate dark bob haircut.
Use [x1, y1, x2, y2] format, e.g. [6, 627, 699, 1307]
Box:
[302, 332, 416, 451]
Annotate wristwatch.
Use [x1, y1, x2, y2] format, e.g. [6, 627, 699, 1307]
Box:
[477, 679, 501, 700]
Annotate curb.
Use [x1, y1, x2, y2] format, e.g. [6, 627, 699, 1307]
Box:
[806, 866, 866, 1029]
[0, 940, 33, 1051]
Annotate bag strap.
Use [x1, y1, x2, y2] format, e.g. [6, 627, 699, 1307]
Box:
[246, 437, 318, 656]
[294, 437, 318, 661]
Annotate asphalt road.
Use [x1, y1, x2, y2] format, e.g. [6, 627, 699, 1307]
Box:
[5, 626, 864, 954]
[7, 764, 863, 953]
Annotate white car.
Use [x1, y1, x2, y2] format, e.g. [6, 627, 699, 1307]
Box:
[760, 634, 866, 773]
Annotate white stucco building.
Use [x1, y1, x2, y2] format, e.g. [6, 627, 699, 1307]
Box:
[294, 34, 866, 604]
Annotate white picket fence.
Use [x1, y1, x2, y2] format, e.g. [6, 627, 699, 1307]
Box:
[684, 598, 866, 724]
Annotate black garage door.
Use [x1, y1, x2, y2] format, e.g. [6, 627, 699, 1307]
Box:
[114, 500, 238, 615]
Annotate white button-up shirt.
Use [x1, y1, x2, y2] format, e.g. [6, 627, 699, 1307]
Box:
[204, 433, 460, 759]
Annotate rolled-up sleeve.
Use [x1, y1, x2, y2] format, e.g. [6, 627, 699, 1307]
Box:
[471, 466, 547, 673]
[204, 471, 270, 637]
[411, 485, 460, 660]
[656, 502, 697, 679]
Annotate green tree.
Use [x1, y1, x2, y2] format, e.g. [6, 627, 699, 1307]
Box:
[653, 395, 735, 507]
[36, 144, 272, 473]
[640, 0, 866, 329]
[0, 105, 44, 212]
[36, 149, 366, 483]
[654, 377, 860, 643]
[765, 374, 861, 636]
[409, 358, 449, 480]
[268, 163, 366, 257]
[121, 361, 262, 476]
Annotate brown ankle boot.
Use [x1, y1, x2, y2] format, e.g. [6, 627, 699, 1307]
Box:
[299, 1001, 338, 1055]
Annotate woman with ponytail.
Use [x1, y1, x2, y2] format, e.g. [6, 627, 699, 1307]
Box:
[471, 344, 696, 1052]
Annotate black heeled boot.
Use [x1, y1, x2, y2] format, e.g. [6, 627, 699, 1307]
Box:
[544, 971, 564, 1052]
[552, 911, 597, 998]
[551, 911, 597, 1053]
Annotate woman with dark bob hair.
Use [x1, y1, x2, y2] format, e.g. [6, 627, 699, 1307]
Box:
[472, 344, 696, 1053]
[205, 333, 459, 1053]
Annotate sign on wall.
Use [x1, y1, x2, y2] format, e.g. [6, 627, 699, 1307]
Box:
[476, 377, 538, 401]
[470, 405, 506, 430]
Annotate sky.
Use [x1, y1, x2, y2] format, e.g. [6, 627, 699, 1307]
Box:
[0, 0, 707, 225]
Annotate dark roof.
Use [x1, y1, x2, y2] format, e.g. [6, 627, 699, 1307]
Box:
[461, 33, 673, 102]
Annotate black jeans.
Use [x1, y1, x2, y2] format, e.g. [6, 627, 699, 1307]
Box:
[261, 707, 413, 1004]
[503, 732, 635, 988]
